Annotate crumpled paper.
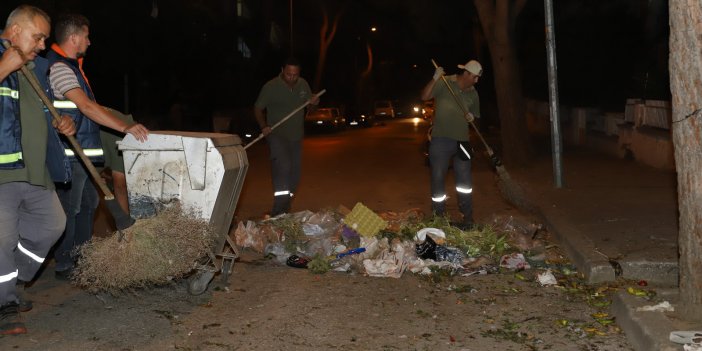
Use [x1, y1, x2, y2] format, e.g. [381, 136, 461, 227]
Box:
[360, 238, 415, 278]
[363, 251, 407, 278]
[537, 269, 557, 286]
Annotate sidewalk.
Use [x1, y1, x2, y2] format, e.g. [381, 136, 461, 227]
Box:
[510, 147, 700, 351]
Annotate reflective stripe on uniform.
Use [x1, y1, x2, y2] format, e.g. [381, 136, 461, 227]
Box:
[65, 148, 104, 157]
[0, 152, 22, 164]
[456, 186, 473, 194]
[0, 87, 19, 99]
[432, 194, 447, 202]
[53, 100, 78, 109]
[0, 269, 18, 283]
[459, 144, 471, 159]
[274, 190, 290, 197]
[18, 243, 44, 263]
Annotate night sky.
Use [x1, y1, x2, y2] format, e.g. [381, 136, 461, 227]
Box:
[0, 0, 669, 130]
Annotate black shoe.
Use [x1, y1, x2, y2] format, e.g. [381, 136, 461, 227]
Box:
[0, 302, 27, 335]
[55, 269, 73, 281]
[16, 280, 33, 312]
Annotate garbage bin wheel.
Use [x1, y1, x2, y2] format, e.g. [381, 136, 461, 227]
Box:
[188, 270, 215, 295]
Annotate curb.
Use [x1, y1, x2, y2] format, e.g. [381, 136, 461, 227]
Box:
[612, 289, 680, 351]
[536, 205, 616, 283]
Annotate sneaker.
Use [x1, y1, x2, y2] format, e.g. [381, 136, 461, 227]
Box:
[0, 302, 27, 335]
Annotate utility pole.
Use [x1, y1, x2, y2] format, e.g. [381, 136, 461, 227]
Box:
[544, 0, 564, 188]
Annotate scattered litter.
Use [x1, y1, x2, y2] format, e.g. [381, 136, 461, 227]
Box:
[635, 301, 674, 312]
[670, 331, 702, 345]
[626, 286, 655, 298]
[415, 227, 446, 242]
[343, 202, 388, 237]
[286, 255, 310, 269]
[363, 251, 407, 278]
[336, 247, 366, 259]
[536, 269, 557, 286]
[263, 243, 290, 264]
[301, 210, 341, 236]
[500, 253, 531, 270]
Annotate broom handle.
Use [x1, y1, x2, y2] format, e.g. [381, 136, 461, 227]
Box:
[244, 89, 326, 150]
[3, 42, 115, 200]
[430, 59, 495, 157]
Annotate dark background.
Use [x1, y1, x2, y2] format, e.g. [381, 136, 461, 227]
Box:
[0, 0, 670, 130]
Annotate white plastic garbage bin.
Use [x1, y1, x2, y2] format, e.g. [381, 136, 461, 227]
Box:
[119, 131, 248, 251]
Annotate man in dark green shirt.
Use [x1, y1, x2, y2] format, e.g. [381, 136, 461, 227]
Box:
[0, 5, 75, 335]
[421, 59, 482, 228]
[254, 57, 319, 216]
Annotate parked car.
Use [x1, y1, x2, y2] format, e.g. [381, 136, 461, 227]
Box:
[305, 107, 346, 131]
[373, 100, 395, 119]
[346, 111, 374, 127]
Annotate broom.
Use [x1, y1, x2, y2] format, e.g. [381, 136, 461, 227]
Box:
[431, 59, 534, 212]
[3, 42, 135, 230]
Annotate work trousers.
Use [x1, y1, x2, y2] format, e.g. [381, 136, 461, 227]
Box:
[429, 136, 473, 223]
[267, 134, 302, 216]
[0, 182, 66, 305]
[54, 161, 99, 272]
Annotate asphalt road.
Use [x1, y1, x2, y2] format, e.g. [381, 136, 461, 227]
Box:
[234, 118, 518, 223]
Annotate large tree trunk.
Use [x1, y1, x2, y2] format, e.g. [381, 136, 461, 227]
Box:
[669, 0, 702, 319]
[473, 0, 532, 166]
[313, 4, 343, 92]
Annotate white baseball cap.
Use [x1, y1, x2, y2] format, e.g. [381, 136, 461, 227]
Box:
[457, 60, 483, 76]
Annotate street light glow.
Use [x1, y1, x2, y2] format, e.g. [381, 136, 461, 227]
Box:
[370, 27, 377, 32]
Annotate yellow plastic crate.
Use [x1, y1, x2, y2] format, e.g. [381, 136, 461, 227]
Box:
[343, 202, 387, 237]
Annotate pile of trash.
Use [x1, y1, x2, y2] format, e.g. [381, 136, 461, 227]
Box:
[233, 202, 552, 278]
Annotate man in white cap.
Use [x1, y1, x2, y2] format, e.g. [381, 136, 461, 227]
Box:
[420, 59, 482, 228]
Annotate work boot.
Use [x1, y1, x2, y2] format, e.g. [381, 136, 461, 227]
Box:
[16, 281, 33, 312]
[0, 302, 27, 335]
[271, 196, 291, 217]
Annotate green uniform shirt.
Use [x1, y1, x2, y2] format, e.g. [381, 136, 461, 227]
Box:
[254, 75, 312, 141]
[0, 73, 53, 189]
[430, 75, 480, 142]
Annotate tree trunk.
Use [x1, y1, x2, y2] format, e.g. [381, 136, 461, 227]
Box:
[669, 0, 702, 320]
[313, 5, 343, 92]
[474, 0, 532, 166]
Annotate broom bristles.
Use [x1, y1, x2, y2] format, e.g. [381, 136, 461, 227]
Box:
[74, 204, 217, 293]
[495, 165, 537, 213]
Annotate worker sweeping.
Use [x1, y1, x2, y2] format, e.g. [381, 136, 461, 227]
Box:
[420, 59, 483, 229]
[46, 13, 149, 280]
[254, 57, 320, 217]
